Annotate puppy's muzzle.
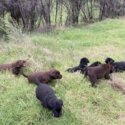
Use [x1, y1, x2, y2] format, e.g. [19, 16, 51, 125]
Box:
[58, 74, 62, 79]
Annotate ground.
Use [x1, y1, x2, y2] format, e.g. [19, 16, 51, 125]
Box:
[0, 19, 125, 125]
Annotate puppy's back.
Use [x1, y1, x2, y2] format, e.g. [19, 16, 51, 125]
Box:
[26, 72, 47, 83]
[86, 65, 102, 72]
[36, 83, 54, 101]
[115, 61, 125, 66]
[89, 61, 101, 67]
[85, 64, 110, 77]
[0, 64, 12, 71]
[113, 61, 125, 71]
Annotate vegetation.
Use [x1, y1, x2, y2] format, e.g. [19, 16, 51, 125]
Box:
[0, 19, 125, 125]
[1, 0, 125, 30]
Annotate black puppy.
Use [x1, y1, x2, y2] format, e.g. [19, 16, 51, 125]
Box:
[105, 57, 125, 72]
[80, 61, 101, 74]
[89, 61, 101, 67]
[36, 80, 63, 118]
[105, 58, 115, 64]
[66, 57, 89, 73]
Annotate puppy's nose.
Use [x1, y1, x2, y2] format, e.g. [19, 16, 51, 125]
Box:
[23, 63, 27, 67]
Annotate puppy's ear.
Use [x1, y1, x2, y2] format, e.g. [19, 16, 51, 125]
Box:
[86, 59, 90, 64]
[50, 71, 56, 78]
[110, 60, 115, 64]
[105, 58, 109, 64]
[58, 99, 63, 106]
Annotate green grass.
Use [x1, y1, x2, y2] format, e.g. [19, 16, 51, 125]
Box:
[1, 19, 125, 125]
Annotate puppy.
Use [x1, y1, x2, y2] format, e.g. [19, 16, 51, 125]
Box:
[0, 60, 26, 75]
[105, 57, 125, 72]
[66, 57, 89, 73]
[105, 58, 115, 64]
[36, 79, 63, 117]
[79, 57, 90, 68]
[22, 69, 62, 84]
[84, 64, 113, 87]
[89, 61, 101, 67]
[80, 61, 101, 74]
[66, 66, 80, 73]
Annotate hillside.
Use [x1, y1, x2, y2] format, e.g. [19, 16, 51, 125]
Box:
[0, 19, 125, 125]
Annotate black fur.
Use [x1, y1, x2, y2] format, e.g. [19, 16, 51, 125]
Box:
[36, 80, 63, 118]
[80, 61, 101, 74]
[79, 57, 90, 68]
[66, 66, 80, 73]
[66, 57, 89, 73]
[89, 61, 101, 67]
[105, 58, 115, 64]
[105, 57, 125, 72]
[113, 62, 125, 72]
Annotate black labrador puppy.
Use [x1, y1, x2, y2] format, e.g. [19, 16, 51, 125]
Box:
[36, 80, 63, 118]
[66, 57, 89, 73]
[89, 61, 101, 67]
[105, 57, 125, 72]
[105, 58, 115, 64]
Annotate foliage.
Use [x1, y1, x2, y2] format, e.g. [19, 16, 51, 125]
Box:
[0, 0, 125, 30]
[0, 19, 125, 125]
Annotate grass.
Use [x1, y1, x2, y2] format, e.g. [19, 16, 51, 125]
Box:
[1, 19, 125, 125]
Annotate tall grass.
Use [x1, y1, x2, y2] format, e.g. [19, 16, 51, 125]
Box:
[0, 19, 125, 125]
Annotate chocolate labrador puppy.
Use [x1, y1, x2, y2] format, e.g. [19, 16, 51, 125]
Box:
[36, 79, 63, 117]
[22, 69, 62, 84]
[84, 64, 113, 87]
[0, 60, 26, 75]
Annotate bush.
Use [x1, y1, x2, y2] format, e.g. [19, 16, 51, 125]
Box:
[0, 19, 8, 40]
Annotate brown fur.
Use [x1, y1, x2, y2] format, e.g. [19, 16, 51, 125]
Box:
[84, 64, 113, 87]
[0, 60, 26, 75]
[22, 69, 62, 85]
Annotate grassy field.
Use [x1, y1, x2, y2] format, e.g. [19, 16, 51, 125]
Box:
[1, 19, 125, 125]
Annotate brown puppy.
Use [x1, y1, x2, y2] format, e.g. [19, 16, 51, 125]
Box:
[0, 60, 26, 75]
[84, 64, 113, 87]
[22, 69, 62, 84]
